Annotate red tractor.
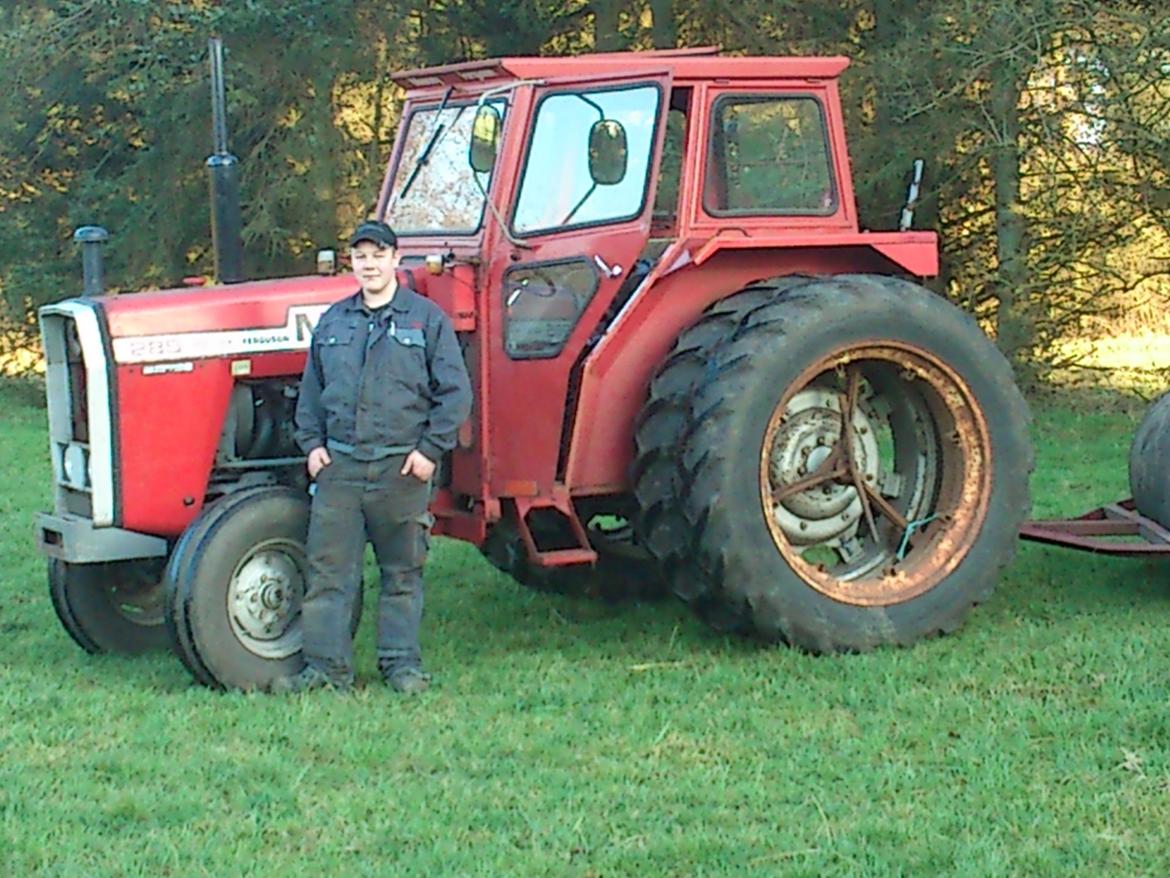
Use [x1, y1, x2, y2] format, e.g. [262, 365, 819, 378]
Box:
[36, 47, 1033, 689]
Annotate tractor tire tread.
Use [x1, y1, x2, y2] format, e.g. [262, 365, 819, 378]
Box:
[632, 276, 818, 581]
[676, 274, 1032, 651]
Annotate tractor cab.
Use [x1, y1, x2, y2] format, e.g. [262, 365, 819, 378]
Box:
[375, 50, 921, 550]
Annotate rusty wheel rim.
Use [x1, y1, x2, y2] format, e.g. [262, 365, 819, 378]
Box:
[759, 342, 991, 607]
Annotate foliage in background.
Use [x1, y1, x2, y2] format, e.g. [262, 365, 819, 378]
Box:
[0, 0, 1167, 380]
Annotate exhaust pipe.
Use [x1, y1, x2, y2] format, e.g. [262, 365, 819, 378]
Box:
[73, 225, 109, 297]
[206, 37, 245, 284]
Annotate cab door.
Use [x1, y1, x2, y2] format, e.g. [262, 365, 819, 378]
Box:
[483, 72, 673, 496]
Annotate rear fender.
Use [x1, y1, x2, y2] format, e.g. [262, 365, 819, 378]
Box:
[563, 242, 937, 491]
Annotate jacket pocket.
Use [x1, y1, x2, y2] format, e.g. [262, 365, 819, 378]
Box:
[318, 325, 358, 384]
[387, 327, 429, 394]
[390, 326, 426, 349]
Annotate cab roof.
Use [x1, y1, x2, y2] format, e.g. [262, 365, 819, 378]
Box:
[391, 47, 850, 91]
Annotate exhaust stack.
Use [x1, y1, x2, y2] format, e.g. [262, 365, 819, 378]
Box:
[73, 225, 109, 296]
[206, 37, 245, 284]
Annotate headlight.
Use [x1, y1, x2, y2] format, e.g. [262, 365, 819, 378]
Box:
[63, 443, 89, 488]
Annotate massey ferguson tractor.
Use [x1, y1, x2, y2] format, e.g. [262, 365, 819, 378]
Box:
[36, 46, 1036, 690]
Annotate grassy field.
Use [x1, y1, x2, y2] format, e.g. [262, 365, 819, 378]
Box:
[3, 379, 1170, 877]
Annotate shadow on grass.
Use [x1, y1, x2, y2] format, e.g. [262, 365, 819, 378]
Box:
[418, 538, 780, 667]
[989, 541, 1170, 632]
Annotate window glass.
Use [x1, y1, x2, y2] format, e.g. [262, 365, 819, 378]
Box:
[705, 97, 835, 215]
[386, 100, 506, 234]
[513, 85, 661, 235]
[503, 260, 599, 359]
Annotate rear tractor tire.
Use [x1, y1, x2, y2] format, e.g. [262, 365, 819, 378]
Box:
[635, 274, 1033, 652]
[1129, 391, 1170, 528]
[632, 276, 817, 588]
[48, 557, 168, 654]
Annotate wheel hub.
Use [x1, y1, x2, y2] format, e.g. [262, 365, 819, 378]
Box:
[769, 387, 880, 546]
[261, 581, 286, 610]
[229, 547, 304, 656]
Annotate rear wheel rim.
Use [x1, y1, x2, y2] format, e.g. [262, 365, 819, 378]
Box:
[759, 342, 992, 607]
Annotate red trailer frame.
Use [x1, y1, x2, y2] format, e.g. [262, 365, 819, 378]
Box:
[1020, 500, 1170, 555]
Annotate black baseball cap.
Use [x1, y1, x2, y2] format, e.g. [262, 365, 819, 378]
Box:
[347, 220, 398, 249]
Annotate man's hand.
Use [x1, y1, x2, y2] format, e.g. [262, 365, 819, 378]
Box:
[400, 449, 436, 482]
[307, 446, 332, 479]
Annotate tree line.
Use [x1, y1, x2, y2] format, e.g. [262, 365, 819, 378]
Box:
[0, 1, 1166, 380]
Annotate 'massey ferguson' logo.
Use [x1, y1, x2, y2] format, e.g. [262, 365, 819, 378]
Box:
[111, 304, 329, 365]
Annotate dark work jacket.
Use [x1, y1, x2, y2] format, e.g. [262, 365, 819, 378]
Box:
[294, 284, 472, 463]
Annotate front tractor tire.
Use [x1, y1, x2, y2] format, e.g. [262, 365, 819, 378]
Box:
[636, 274, 1032, 652]
[48, 557, 168, 654]
[165, 487, 313, 690]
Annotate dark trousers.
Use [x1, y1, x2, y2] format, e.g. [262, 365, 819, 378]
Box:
[301, 452, 432, 682]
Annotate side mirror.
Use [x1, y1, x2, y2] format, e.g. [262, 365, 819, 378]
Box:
[588, 119, 628, 186]
[469, 104, 502, 174]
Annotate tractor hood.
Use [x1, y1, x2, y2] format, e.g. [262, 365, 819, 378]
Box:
[66, 257, 477, 368]
[91, 274, 357, 367]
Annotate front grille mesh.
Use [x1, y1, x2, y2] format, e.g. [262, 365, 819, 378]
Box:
[64, 318, 89, 444]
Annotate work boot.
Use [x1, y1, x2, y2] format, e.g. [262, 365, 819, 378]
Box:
[384, 666, 431, 695]
[270, 665, 351, 694]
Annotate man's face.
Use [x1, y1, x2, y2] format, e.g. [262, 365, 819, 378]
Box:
[350, 240, 401, 296]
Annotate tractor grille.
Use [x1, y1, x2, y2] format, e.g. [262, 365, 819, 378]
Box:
[40, 303, 113, 524]
[64, 318, 90, 445]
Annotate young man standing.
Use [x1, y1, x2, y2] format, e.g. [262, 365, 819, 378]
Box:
[274, 220, 472, 694]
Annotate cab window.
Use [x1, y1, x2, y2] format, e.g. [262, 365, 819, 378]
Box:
[705, 96, 836, 216]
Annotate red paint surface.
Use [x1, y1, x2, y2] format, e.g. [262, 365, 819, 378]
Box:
[102, 275, 356, 337]
[116, 360, 233, 535]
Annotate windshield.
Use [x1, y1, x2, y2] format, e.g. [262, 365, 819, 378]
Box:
[512, 85, 661, 236]
[385, 100, 505, 235]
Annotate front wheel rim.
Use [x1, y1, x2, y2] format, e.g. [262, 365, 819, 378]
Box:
[226, 538, 306, 658]
[759, 342, 992, 607]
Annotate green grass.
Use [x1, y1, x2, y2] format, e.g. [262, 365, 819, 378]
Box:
[3, 381, 1170, 876]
